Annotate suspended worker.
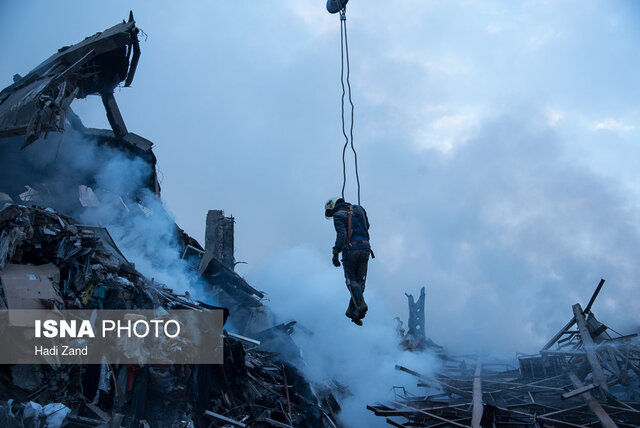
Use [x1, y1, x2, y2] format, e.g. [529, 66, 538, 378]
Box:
[325, 197, 373, 326]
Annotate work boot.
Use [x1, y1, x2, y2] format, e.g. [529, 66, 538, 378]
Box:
[345, 301, 358, 320]
[358, 301, 368, 320]
[345, 298, 363, 326]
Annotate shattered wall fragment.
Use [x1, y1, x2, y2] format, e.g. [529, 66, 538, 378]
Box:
[0, 13, 140, 147]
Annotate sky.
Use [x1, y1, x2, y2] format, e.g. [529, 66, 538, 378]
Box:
[2, 0, 640, 359]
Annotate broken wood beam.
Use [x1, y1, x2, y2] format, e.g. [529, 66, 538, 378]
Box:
[226, 331, 261, 346]
[584, 278, 605, 314]
[385, 418, 409, 428]
[390, 401, 470, 428]
[562, 382, 598, 399]
[66, 415, 103, 426]
[438, 381, 473, 399]
[394, 364, 429, 380]
[568, 372, 617, 428]
[472, 361, 483, 428]
[542, 316, 576, 351]
[499, 406, 587, 428]
[573, 303, 609, 396]
[204, 410, 247, 427]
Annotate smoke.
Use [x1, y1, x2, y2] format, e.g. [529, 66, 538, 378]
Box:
[360, 107, 640, 356]
[248, 107, 640, 425]
[0, 128, 211, 303]
[249, 245, 440, 426]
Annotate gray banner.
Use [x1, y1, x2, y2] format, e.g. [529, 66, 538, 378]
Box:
[0, 309, 224, 364]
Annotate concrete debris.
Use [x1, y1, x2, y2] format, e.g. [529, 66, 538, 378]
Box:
[205, 210, 235, 271]
[18, 186, 39, 203]
[0, 193, 13, 207]
[0, 13, 343, 428]
[0, 13, 346, 428]
[0, 263, 62, 325]
[78, 185, 101, 208]
[371, 280, 640, 427]
[0, 14, 160, 203]
[10, 366, 44, 392]
[0, 13, 140, 147]
[0, 203, 340, 426]
[397, 287, 443, 352]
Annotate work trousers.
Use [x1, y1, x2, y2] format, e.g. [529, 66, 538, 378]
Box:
[342, 249, 370, 317]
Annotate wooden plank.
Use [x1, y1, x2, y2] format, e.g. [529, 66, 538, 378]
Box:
[542, 317, 576, 351]
[541, 349, 585, 357]
[385, 418, 408, 428]
[390, 401, 470, 428]
[499, 406, 586, 428]
[605, 349, 623, 380]
[613, 348, 640, 378]
[568, 372, 617, 428]
[427, 417, 472, 428]
[259, 418, 293, 428]
[602, 404, 640, 414]
[562, 382, 598, 399]
[573, 303, 609, 396]
[584, 279, 605, 314]
[204, 410, 246, 427]
[65, 415, 102, 426]
[541, 404, 588, 418]
[472, 362, 483, 428]
[84, 401, 110, 421]
[226, 331, 261, 345]
[395, 364, 429, 380]
[368, 403, 470, 416]
[438, 381, 473, 399]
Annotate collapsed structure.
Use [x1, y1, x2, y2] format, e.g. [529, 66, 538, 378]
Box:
[0, 14, 340, 427]
[4, 11, 640, 428]
[371, 282, 640, 427]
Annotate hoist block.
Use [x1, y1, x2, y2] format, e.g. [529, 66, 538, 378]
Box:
[326, 0, 349, 14]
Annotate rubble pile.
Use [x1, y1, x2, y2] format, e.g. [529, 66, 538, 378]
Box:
[370, 281, 640, 427]
[0, 13, 343, 427]
[0, 202, 339, 427]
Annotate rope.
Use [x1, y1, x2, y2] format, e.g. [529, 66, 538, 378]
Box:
[340, 10, 348, 201]
[339, 8, 361, 205]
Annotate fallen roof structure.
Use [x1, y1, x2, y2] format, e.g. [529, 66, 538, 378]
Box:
[0, 12, 160, 202]
[369, 281, 640, 427]
[0, 12, 139, 147]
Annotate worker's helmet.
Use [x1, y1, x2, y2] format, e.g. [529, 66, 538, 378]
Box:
[325, 197, 343, 219]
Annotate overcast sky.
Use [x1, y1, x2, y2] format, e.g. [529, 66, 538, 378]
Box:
[2, 0, 640, 355]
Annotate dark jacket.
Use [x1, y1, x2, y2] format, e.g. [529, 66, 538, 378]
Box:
[332, 201, 370, 254]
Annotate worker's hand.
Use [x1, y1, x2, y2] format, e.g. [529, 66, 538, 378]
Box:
[332, 253, 341, 267]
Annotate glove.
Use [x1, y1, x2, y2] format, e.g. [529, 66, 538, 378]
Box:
[332, 253, 341, 267]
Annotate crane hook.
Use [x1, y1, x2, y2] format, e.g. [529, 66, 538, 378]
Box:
[326, 0, 349, 14]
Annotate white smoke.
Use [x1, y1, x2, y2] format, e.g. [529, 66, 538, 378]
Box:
[0, 129, 213, 303]
[249, 245, 440, 427]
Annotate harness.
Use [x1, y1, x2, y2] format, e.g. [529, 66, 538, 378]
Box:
[337, 204, 374, 257]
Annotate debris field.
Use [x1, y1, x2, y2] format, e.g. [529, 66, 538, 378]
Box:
[1, 10, 639, 428]
[369, 281, 640, 427]
[0, 13, 340, 428]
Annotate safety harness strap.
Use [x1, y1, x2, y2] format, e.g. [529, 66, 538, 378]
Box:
[337, 205, 373, 257]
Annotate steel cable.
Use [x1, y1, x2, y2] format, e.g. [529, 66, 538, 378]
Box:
[339, 8, 361, 205]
